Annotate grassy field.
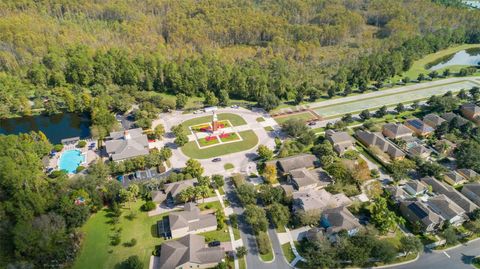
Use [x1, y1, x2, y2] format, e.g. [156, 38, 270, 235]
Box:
[73, 201, 168, 269]
[181, 130, 258, 159]
[181, 113, 247, 131]
[403, 44, 480, 79]
[281, 243, 295, 263]
[158, 93, 204, 110]
[274, 111, 317, 124]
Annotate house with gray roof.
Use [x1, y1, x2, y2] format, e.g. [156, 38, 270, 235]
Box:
[399, 199, 444, 232]
[382, 123, 414, 140]
[151, 179, 198, 204]
[325, 130, 355, 155]
[404, 180, 428, 196]
[158, 234, 224, 269]
[405, 118, 434, 137]
[462, 183, 480, 207]
[441, 112, 469, 127]
[385, 185, 409, 203]
[427, 194, 466, 226]
[320, 206, 361, 238]
[355, 130, 405, 161]
[105, 128, 149, 161]
[407, 144, 432, 159]
[421, 176, 478, 214]
[288, 167, 331, 191]
[423, 113, 446, 128]
[168, 203, 217, 238]
[457, 169, 479, 181]
[276, 154, 317, 174]
[444, 171, 467, 186]
[292, 189, 351, 214]
[460, 103, 480, 124]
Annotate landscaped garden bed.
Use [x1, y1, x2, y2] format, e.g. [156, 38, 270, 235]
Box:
[219, 132, 240, 142]
[198, 136, 220, 146]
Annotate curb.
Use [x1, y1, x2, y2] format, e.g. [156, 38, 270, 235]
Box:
[432, 237, 480, 253]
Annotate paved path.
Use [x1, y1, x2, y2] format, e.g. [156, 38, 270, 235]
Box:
[154, 107, 280, 176]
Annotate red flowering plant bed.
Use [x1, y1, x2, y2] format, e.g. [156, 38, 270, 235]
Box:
[219, 132, 240, 142]
[198, 136, 220, 146]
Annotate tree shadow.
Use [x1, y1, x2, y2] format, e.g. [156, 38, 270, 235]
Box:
[461, 253, 476, 265]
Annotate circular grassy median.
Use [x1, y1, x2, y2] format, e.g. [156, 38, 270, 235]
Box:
[181, 130, 258, 159]
[181, 113, 247, 131]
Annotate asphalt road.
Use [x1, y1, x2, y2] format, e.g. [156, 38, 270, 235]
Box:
[390, 239, 480, 269]
[224, 179, 294, 269]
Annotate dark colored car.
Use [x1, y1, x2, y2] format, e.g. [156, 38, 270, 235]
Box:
[212, 158, 222, 162]
[208, 241, 221, 247]
[308, 122, 316, 126]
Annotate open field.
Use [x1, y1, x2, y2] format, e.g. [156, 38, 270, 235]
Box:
[181, 113, 247, 131]
[313, 79, 480, 118]
[73, 201, 167, 269]
[274, 111, 317, 124]
[181, 130, 258, 159]
[403, 44, 480, 79]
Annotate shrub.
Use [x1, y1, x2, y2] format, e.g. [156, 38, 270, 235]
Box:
[76, 166, 85, 173]
[256, 232, 271, 255]
[141, 201, 156, 212]
[111, 233, 121, 246]
[121, 255, 143, 269]
[232, 173, 245, 188]
[77, 140, 87, 148]
[53, 144, 64, 152]
[124, 238, 137, 247]
[49, 170, 67, 178]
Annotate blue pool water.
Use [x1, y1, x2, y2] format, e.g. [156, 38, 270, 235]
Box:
[59, 150, 85, 174]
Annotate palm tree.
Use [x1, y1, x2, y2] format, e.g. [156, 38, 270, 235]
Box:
[178, 189, 190, 204]
[196, 185, 210, 204]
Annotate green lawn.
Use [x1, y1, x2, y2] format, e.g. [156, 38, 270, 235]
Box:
[157, 93, 204, 110]
[276, 226, 286, 233]
[281, 243, 295, 263]
[224, 163, 234, 170]
[473, 257, 480, 269]
[199, 228, 231, 242]
[264, 126, 274, 132]
[181, 130, 258, 159]
[219, 132, 240, 142]
[256, 117, 265, 122]
[233, 226, 241, 240]
[181, 113, 247, 131]
[198, 136, 220, 146]
[403, 44, 480, 79]
[258, 232, 274, 262]
[274, 111, 316, 124]
[73, 201, 168, 269]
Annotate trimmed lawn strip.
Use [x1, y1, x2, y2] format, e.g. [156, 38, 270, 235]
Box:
[258, 232, 274, 262]
[276, 226, 286, 233]
[264, 126, 274, 131]
[256, 117, 265, 122]
[181, 113, 247, 130]
[224, 163, 234, 170]
[281, 243, 295, 263]
[181, 130, 258, 159]
[198, 229, 230, 242]
[233, 227, 241, 240]
[73, 201, 167, 269]
[275, 111, 316, 124]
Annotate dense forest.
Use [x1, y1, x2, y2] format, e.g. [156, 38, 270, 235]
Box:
[1, 0, 480, 120]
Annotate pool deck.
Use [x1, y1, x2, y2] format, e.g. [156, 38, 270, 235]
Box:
[48, 141, 100, 175]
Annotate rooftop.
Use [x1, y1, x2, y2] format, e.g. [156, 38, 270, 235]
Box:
[105, 128, 149, 161]
[277, 154, 317, 173]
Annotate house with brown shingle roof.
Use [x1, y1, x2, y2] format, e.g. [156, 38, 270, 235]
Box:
[292, 189, 351, 214]
[405, 118, 434, 137]
[427, 194, 467, 226]
[151, 178, 198, 204]
[444, 171, 467, 186]
[404, 180, 428, 196]
[355, 130, 405, 161]
[288, 167, 332, 191]
[168, 203, 218, 238]
[399, 199, 444, 232]
[407, 144, 432, 159]
[460, 103, 480, 124]
[441, 112, 469, 127]
[276, 154, 317, 174]
[382, 123, 414, 140]
[423, 113, 446, 128]
[457, 169, 479, 181]
[325, 130, 355, 155]
[158, 234, 225, 269]
[320, 206, 361, 238]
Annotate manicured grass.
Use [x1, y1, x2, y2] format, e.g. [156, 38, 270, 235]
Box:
[218, 186, 225, 195]
[264, 126, 274, 131]
[281, 243, 295, 263]
[73, 201, 168, 269]
[233, 226, 241, 240]
[258, 232, 274, 262]
[199, 228, 231, 242]
[403, 44, 480, 79]
[276, 225, 286, 233]
[274, 111, 316, 124]
[181, 130, 258, 159]
[256, 117, 265, 122]
[198, 201, 223, 211]
[224, 163, 234, 170]
[198, 136, 220, 146]
[181, 113, 247, 130]
[381, 230, 404, 249]
[239, 256, 246, 269]
[219, 132, 240, 142]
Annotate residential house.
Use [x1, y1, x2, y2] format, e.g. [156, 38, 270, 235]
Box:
[151, 179, 198, 204]
[168, 203, 218, 238]
[423, 113, 446, 128]
[320, 206, 361, 238]
[434, 139, 456, 157]
[399, 199, 444, 232]
[460, 103, 480, 124]
[325, 130, 355, 155]
[427, 194, 467, 226]
[288, 167, 332, 191]
[158, 234, 225, 269]
[421, 177, 478, 214]
[355, 130, 405, 161]
[382, 123, 414, 140]
[105, 128, 149, 161]
[292, 189, 352, 213]
[385, 185, 409, 203]
[457, 169, 479, 181]
[405, 118, 434, 137]
[441, 112, 469, 127]
[404, 180, 428, 196]
[462, 183, 480, 207]
[444, 171, 467, 186]
[276, 154, 317, 174]
[407, 144, 432, 159]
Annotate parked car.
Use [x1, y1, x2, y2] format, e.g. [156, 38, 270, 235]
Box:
[308, 121, 316, 126]
[231, 105, 239, 109]
[208, 241, 221, 247]
[212, 158, 222, 162]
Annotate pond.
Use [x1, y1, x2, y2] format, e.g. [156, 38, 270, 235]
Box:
[0, 113, 91, 144]
[427, 48, 480, 71]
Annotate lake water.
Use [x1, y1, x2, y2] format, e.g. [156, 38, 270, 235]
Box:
[464, 1, 480, 8]
[428, 48, 480, 71]
[0, 113, 91, 144]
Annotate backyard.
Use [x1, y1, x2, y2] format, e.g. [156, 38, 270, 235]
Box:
[73, 201, 167, 269]
[181, 130, 258, 159]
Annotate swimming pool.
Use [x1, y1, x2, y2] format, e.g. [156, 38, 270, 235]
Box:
[59, 150, 85, 174]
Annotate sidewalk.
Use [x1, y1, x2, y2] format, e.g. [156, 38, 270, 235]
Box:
[284, 227, 307, 266]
